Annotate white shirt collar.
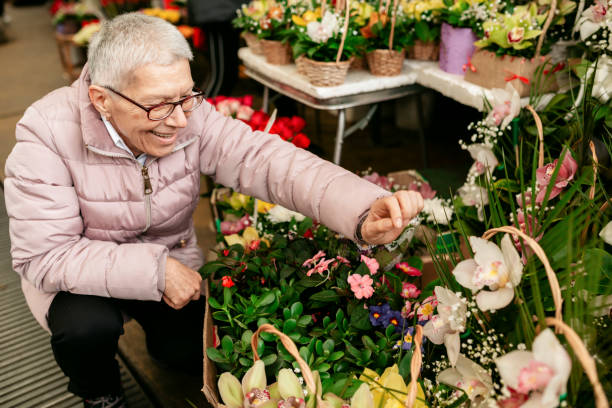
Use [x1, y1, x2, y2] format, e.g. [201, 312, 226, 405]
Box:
[102, 117, 147, 166]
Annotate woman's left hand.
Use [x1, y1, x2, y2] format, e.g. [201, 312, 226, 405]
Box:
[361, 191, 424, 245]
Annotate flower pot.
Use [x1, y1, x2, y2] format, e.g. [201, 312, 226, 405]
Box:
[439, 23, 477, 75]
[241, 31, 264, 55]
[260, 39, 292, 65]
[366, 49, 406, 76]
[408, 40, 439, 61]
[295, 54, 307, 75]
[300, 57, 353, 87]
[464, 49, 559, 97]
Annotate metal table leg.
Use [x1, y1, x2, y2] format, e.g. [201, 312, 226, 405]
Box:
[262, 86, 269, 113]
[333, 109, 346, 165]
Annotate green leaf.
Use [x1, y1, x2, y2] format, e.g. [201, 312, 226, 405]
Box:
[291, 302, 304, 318]
[362, 335, 377, 351]
[494, 178, 521, 192]
[350, 306, 372, 331]
[239, 357, 251, 366]
[241, 330, 253, 345]
[415, 21, 431, 42]
[256, 291, 276, 308]
[323, 316, 331, 328]
[309, 290, 339, 303]
[283, 318, 297, 334]
[336, 309, 345, 322]
[385, 324, 396, 338]
[316, 363, 331, 372]
[221, 336, 233, 355]
[329, 351, 344, 361]
[297, 315, 312, 327]
[223, 287, 232, 306]
[262, 354, 278, 366]
[212, 311, 229, 322]
[322, 339, 335, 355]
[207, 297, 223, 309]
[206, 347, 229, 364]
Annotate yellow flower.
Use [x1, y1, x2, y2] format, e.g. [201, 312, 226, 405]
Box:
[292, 14, 307, 26]
[242, 0, 268, 19]
[359, 365, 428, 408]
[257, 200, 275, 213]
[224, 234, 246, 247]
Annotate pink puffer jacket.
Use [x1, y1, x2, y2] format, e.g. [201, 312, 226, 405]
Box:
[4, 66, 387, 332]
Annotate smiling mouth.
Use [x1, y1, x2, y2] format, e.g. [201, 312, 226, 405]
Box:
[151, 130, 175, 139]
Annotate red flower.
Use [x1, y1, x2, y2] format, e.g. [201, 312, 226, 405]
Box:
[249, 111, 269, 129]
[288, 116, 306, 133]
[248, 239, 261, 251]
[222, 249, 230, 257]
[221, 276, 234, 288]
[303, 229, 314, 238]
[292, 133, 311, 149]
[241, 95, 254, 107]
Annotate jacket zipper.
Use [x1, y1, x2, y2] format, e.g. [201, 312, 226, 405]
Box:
[141, 165, 153, 233]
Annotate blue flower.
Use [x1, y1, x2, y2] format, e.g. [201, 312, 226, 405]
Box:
[369, 304, 391, 327]
[382, 310, 405, 333]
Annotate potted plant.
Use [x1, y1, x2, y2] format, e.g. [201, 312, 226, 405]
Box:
[362, 0, 413, 76]
[438, 0, 496, 74]
[232, 0, 270, 55]
[402, 0, 444, 61]
[464, 0, 576, 96]
[291, 0, 363, 86]
[257, 0, 295, 65]
[52, 2, 100, 35]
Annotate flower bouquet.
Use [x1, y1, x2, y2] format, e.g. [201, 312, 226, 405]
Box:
[51, 1, 100, 34]
[577, 0, 611, 55]
[362, 0, 413, 76]
[438, 0, 497, 74]
[257, 0, 295, 65]
[464, 1, 574, 96]
[233, 0, 270, 55]
[401, 0, 444, 60]
[291, 1, 361, 86]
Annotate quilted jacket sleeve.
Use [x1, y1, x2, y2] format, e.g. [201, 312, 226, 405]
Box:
[198, 103, 390, 240]
[4, 106, 168, 300]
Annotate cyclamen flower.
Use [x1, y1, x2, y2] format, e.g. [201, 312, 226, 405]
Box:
[395, 262, 422, 276]
[360, 255, 379, 275]
[401, 282, 421, 299]
[535, 149, 578, 203]
[347, 274, 374, 299]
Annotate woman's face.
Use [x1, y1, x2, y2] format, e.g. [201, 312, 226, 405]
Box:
[107, 58, 195, 158]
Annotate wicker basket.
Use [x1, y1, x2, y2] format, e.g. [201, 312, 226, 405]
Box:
[367, 49, 406, 76]
[350, 55, 367, 70]
[295, 54, 308, 75]
[301, 57, 353, 86]
[464, 0, 560, 97]
[241, 31, 264, 55]
[408, 40, 440, 61]
[261, 39, 292, 65]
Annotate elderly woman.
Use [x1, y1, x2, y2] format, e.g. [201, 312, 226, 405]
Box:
[4, 13, 423, 408]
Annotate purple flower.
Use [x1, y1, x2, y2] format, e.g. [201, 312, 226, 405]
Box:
[382, 310, 405, 333]
[369, 304, 391, 327]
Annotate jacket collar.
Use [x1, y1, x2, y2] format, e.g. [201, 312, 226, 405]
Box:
[77, 64, 199, 157]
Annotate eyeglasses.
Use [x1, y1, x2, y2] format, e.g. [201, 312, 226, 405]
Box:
[104, 86, 205, 121]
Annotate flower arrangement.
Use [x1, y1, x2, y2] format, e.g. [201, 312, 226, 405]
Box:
[51, 1, 100, 34]
[361, 1, 413, 51]
[440, 0, 498, 35]
[577, 0, 612, 54]
[401, 0, 444, 45]
[141, 7, 182, 24]
[207, 95, 311, 149]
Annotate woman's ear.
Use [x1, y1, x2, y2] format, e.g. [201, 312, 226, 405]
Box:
[88, 85, 112, 120]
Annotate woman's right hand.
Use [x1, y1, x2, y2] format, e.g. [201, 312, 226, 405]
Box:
[163, 257, 202, 309]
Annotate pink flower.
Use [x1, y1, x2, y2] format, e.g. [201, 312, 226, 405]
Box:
[535, 149, 578, 203]
[336, 256, 351, 265]
[592, 0, 608, 23]
[507, 27, 524, 43]
[516, 360, 555, 394]
[361, 255, 379, 275]
[303, 250, 326, 267]
[515, 190, 534, 208]
[307, 258, 335, 277]
[409, 295, 438, 322]
[401, 282, 421, 299]
[362, 172, 392, 190]
[401, 301, 412, 318]
[220, 215, 251, 235]
[395, 262, 422, 277]
[347, 274, 374, 299]
[408, 181, 437, 199]
[236, 105, 254, 121]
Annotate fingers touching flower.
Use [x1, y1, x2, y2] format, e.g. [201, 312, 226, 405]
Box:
[495, 329, 571, 408]
[453, 234, 523, 311]
[348, 274, 375, 299]
[361, 255, 380, 275]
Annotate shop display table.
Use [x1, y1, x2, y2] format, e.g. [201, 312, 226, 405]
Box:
[238, 47, 427, 165]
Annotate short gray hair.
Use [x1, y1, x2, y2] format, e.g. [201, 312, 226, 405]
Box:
[88, 13, 193, 90]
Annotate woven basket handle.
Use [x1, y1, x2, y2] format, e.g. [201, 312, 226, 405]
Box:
[335, 0, 351, 63]
[251, 324, 325, 406]
[535, 0, 557, 58]
[404, 325, 423, 408]
[545, 318, 609, 408]
[481, 226, 563, 323]
[388, 0, 399, 50]
[525, 105, 545, 168]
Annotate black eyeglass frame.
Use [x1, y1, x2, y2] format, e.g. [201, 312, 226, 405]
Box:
[104, 86, 206, 121]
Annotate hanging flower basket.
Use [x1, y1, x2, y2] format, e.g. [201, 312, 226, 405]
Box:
[261, 39, 293, 65]
[408, 39, 439, 61]
[439, 23, 477, 75]
[301, 57, 354, 86]
[367, 49, 406, 76]
[241, 31, 264, 55]
[464, 0, 560, 97]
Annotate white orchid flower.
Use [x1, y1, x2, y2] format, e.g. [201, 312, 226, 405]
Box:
[422, 198, 454, 225]
[458, 184, 489, 207]
[453, 234, 523, 311]
[601, 220, 612, 245]
[306, 11, 339, 43]
[438, 354, 494, 406]
[485, 83, 521, 130]
[467, 144, 499, 178]
[592, 55, 612, 104]
[495, 329, 571, 408]
[266, 205, 306, 224]
[423, 287, 467, 366]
